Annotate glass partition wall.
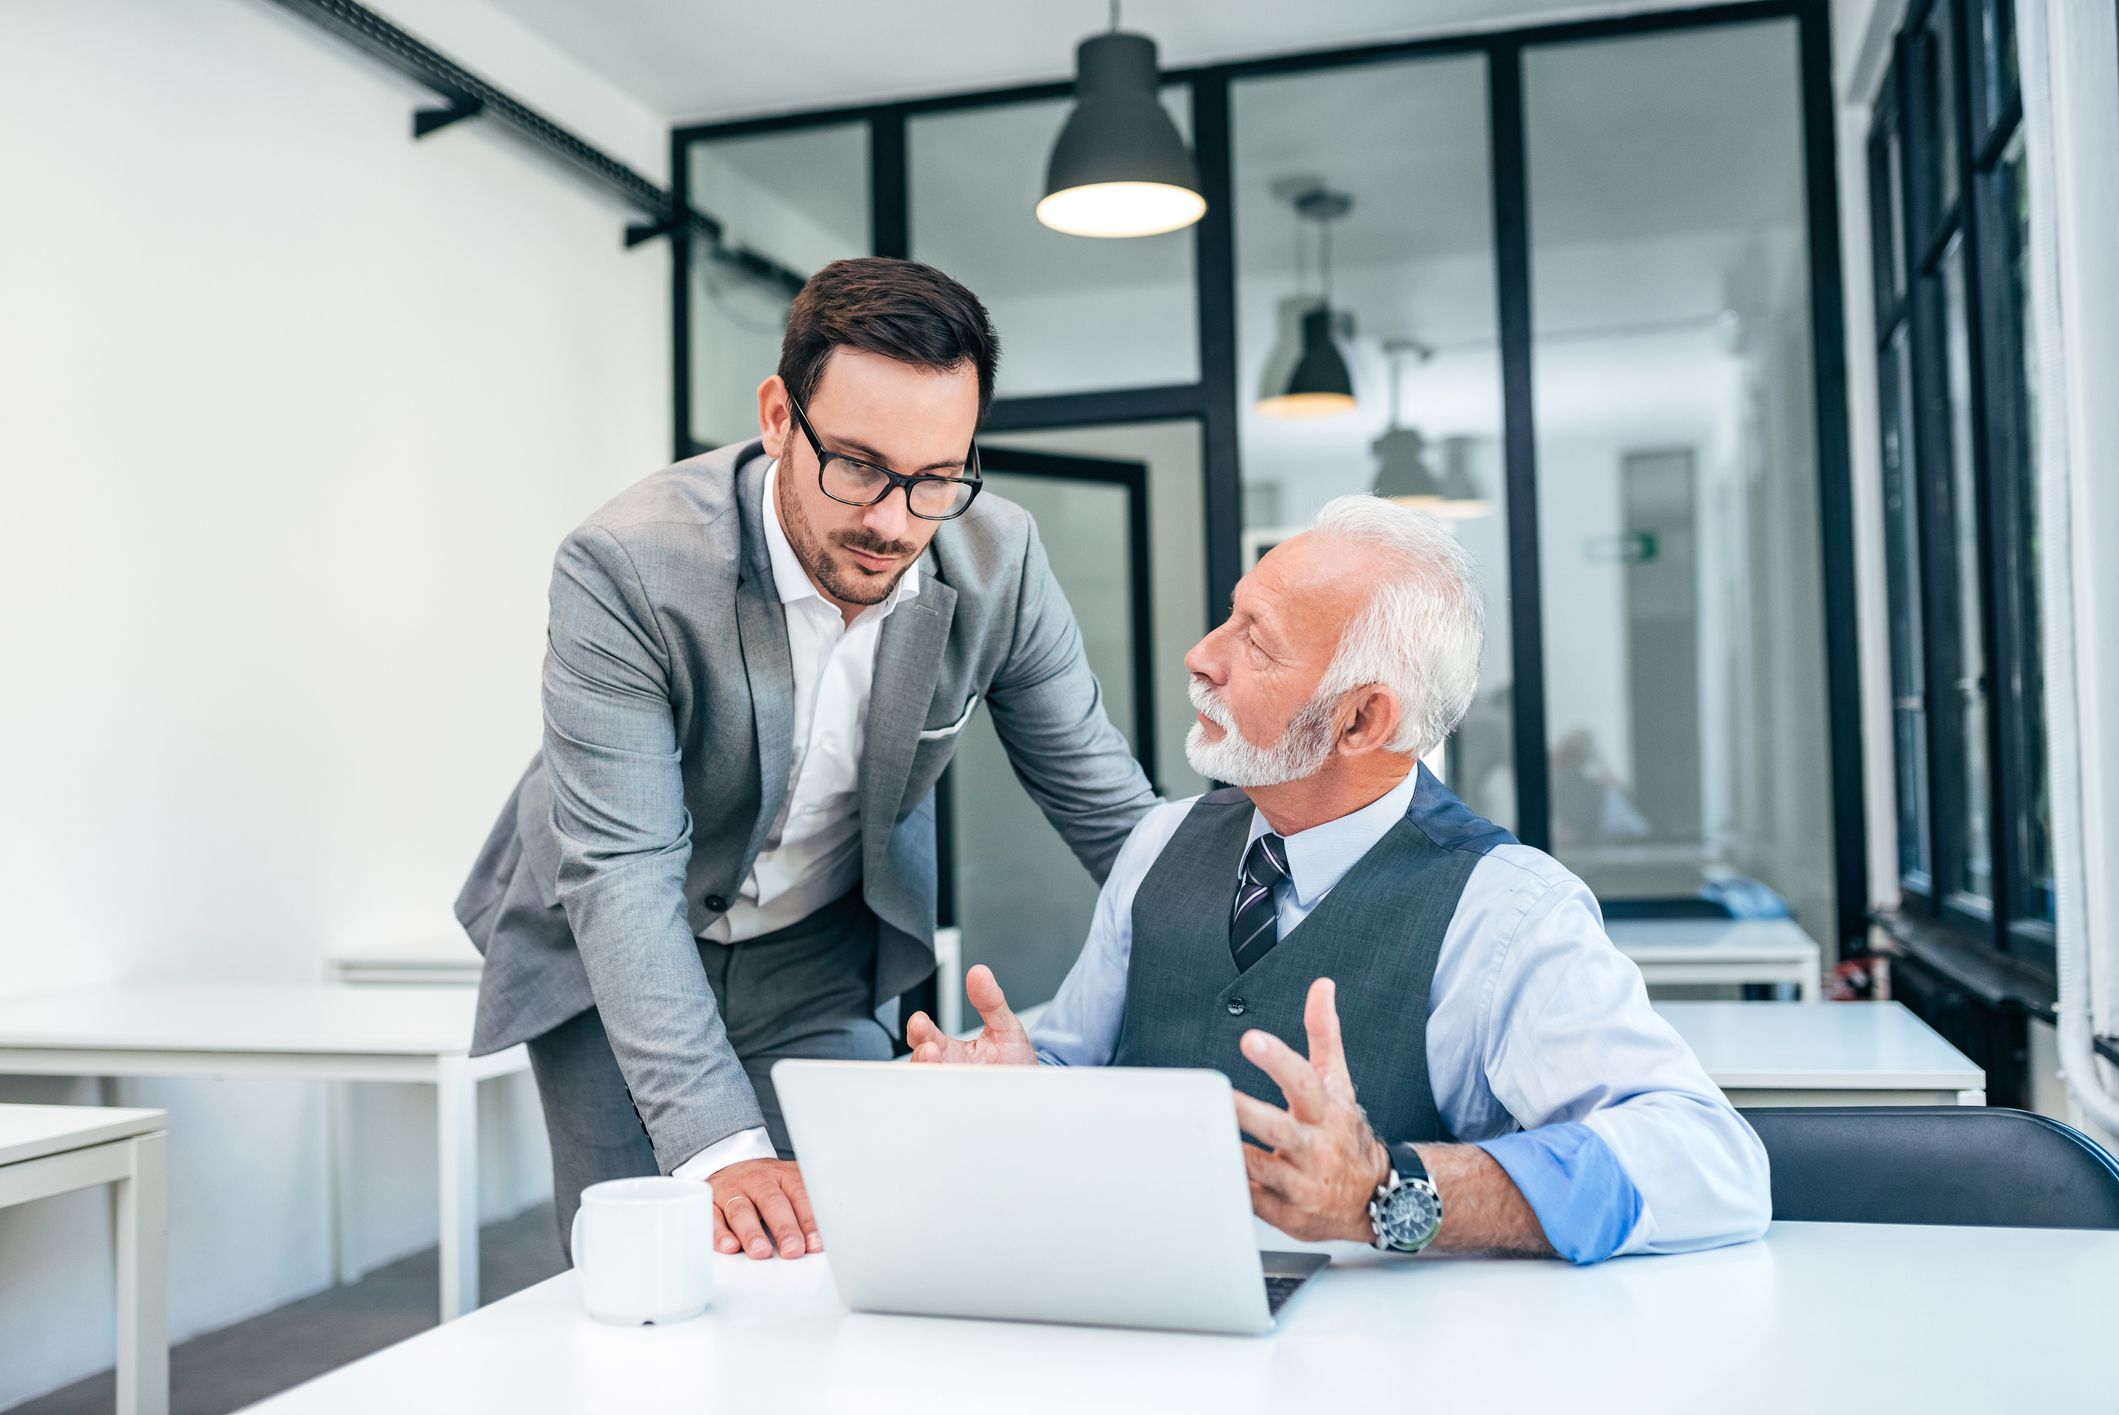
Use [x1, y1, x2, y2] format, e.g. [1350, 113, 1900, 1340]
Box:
[1522, 21, 1837, 933]
[1231, 54, 1515, 831]
[671, 0, 1859, 1015]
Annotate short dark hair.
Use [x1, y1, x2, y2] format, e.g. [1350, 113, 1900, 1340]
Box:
[778, 257, 1000, 422]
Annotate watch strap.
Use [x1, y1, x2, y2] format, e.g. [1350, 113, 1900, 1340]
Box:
[1386, 1140, 1430, 1186]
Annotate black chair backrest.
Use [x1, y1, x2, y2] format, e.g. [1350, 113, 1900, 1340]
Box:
[1740, 1106, 2119, 1229]
[1600, 897, 1737, 921]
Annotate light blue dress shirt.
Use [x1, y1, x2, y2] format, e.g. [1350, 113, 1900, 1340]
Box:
[1029, 769, 1772, 1262]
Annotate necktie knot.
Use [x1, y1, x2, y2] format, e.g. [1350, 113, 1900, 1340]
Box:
[1244, 832, 1288, 889]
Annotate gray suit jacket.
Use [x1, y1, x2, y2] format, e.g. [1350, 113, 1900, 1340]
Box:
[454, 439, 1159, 1171]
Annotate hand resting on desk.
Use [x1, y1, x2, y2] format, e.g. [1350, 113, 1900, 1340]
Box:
[710, 1158, 820, 1261]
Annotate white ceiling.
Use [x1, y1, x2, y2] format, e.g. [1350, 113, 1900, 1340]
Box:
[480, 0, 1701, 121]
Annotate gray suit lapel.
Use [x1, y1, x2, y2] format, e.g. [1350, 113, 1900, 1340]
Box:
[735, 456, 796, 861]
[860, 553, 956, 879]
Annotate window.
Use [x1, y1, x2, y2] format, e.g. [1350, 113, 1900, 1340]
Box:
[672, 2, 1863, 999]
[1230, 54, 1514, 831]
[1522, 21, 1836, 933]
[1869, 0, 2051, 967]
[910, 96, 1200, 398]
[684, 123, 869, 448]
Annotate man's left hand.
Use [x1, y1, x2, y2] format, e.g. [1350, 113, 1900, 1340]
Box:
[1233, 976, 1390, 1244]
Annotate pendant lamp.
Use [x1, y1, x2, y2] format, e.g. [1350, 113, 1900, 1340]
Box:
[1037, 4, 1205, 238]
[1372, 341, 1490, 517]
[1257, 187, 1357, 418]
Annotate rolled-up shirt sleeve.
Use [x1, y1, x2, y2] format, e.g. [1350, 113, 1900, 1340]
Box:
[1441, 854, 1773, 1259]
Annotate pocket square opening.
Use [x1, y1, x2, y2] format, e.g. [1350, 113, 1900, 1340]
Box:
[918, 694, 981, 740]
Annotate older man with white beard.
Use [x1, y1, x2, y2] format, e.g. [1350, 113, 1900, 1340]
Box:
[905, 495, 1771, 1262]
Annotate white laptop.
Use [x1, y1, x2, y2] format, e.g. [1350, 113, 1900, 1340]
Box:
[771, 1059, 1329, 1335]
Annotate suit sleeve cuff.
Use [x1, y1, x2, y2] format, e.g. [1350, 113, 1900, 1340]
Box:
[1474, 1122, 1643, 1265]
[671, 1126, 778, 1182]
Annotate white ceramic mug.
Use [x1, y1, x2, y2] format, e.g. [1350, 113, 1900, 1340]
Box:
[570, 1176, 716, 1325]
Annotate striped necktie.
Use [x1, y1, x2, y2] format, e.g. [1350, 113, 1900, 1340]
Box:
[1230, 832, 1289, 972]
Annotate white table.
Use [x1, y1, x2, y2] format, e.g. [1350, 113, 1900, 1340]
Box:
[1607, 917, 1822, 1000]
[1656, 1000, 1985, 1106]
[1, 1104, 168, 1415]
[233, 1219, 2116, 1415]
[326, 954, 484, 988]
[0, 986, 529, 1321]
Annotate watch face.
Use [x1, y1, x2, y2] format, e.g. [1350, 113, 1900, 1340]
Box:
[1382, 1180, 1442, 1250]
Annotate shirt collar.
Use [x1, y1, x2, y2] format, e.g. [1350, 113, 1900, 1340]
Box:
[761, 461, 921, 617]
[1246, 768, 1421, 909]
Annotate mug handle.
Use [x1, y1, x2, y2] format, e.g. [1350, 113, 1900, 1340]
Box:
[570, 1206, 586, 1271]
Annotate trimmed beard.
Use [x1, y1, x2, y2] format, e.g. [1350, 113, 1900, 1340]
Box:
[777, 466, 918, 607]
[1183, 677, 1340, 787]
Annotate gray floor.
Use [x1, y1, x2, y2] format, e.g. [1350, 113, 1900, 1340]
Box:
[12, 1204, 566, 1415]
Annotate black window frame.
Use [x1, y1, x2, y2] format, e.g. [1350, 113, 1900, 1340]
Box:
[1869, 0, 2053, 973]
[672, 0, 1868, 956]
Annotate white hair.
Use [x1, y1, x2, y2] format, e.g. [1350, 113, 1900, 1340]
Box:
[1308, 494, 1486, 757]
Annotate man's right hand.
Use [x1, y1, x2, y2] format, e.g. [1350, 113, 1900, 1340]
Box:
[905, 964, 1036, 1066]
[710, 1158, 819, 1260]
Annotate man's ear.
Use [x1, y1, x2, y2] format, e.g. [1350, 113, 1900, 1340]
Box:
[756, 375, 793, 461]
[1336, 685, 1403, 757]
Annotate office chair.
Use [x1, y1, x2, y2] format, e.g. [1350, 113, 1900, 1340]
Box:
[1740, 1106, 2119, 1229]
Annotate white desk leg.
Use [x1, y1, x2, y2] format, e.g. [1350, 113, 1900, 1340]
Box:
[114, 1131, 169, 1415]
[436, 1056, 479, 1321]
[1800, 968, 1821, 1003]
[325, 1080, 359, 1286]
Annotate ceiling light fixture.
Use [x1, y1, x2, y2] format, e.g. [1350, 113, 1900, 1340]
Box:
[1037, 1, 1206, 238]
[1257, 187, 1357, 418]
[1372, 340, 1490, 517]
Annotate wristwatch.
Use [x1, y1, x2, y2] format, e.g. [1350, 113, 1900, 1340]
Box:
[1367, 1142, 1444, 1253]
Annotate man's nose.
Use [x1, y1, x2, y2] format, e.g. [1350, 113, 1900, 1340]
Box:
[1184, 630, 1223, 685]
[861, 491, 912, 543]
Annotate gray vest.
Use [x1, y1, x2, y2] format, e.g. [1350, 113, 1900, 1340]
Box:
[1111, 768, 1513, 1144]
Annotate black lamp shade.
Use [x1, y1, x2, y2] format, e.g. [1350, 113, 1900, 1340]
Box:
[1038, 32, 1205, 238]
[1375, 428, 1492, 518]
[1372, 426, 1444, 501]
[1258, 306, 1357, 417]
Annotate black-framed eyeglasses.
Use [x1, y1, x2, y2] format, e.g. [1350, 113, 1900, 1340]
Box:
[786, 389, 983, 522]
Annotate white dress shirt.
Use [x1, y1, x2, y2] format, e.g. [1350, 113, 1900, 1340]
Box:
[1030, 771, 1773, 1258]
[674, 463, 918, 1182]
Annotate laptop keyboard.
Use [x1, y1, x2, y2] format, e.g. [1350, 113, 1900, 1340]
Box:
[1263, 1275, 1307, 1316]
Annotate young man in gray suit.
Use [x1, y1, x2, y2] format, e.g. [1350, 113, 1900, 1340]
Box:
[456, 258, 1158, 1263]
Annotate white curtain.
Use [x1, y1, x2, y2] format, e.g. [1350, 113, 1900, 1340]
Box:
[2018, 0, 2119, 1137]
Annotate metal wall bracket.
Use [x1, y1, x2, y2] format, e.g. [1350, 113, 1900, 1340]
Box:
[270, 0, 804, 271]
[624, 212, 679, 249]
[412, 95, 484, 139]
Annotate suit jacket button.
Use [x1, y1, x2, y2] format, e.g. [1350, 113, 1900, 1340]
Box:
[705, 894, 728, 912]
[1226, 998, 1246, 1016]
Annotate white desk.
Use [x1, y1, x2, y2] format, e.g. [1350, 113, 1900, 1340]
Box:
[1656, 1001, 1985, 1106]
[0, 1104, 168, 1415]
[0, 986, 528, 1321]
[325, 936, 485, 989]
[1607, 917, 1822, 1000]
[326, 954, 484, 988]
[234, 1219, 2116, 1415]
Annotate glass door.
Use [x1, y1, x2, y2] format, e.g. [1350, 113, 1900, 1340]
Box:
[939, 445, 1153, 1014]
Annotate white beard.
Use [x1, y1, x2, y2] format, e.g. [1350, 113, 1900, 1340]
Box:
[1183, 677, 1338, 787]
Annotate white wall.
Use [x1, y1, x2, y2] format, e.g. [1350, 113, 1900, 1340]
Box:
[0, 0, 668, 1405]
